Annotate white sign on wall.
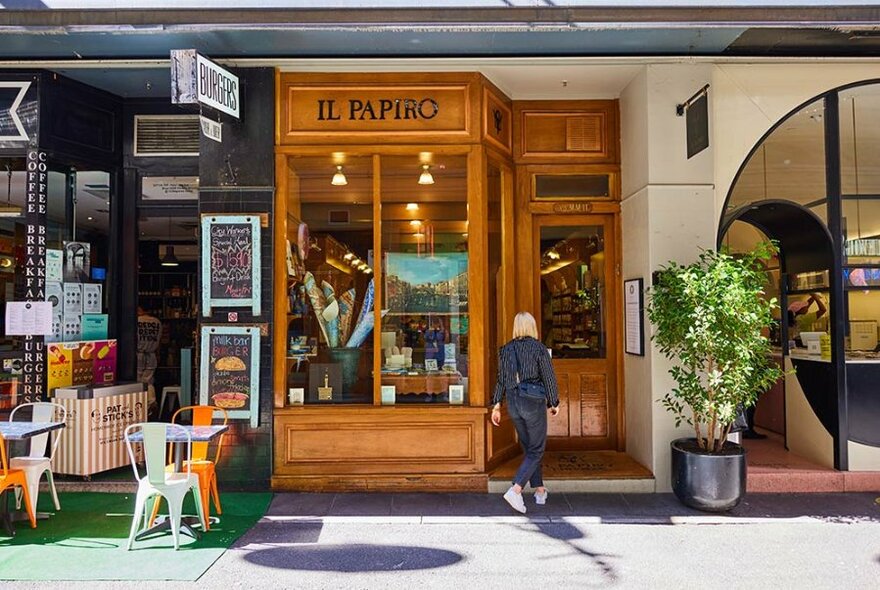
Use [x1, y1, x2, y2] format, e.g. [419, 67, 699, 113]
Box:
[196, 54, 239, 119]
[142, 176, 199, 201]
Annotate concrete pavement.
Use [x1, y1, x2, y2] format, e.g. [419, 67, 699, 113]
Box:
[5, 492, 880, 589]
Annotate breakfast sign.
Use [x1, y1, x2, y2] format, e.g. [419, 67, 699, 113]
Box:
[199, 325, 260, 427]
[201, 214, 261, 317]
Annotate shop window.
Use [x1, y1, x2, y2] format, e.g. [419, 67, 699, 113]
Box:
[285, 156, 375, 404]
[727, 98, 827, 222]
[379, 155, 469, 404]
[533, 174, 610, 199]
[487, 163, 505, 406]
[840, 85, 880, 196]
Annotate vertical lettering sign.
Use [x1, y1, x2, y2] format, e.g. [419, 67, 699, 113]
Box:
[22, 149, 48, 402]
[199, 325, 260, 427]
[201, 215, 261, 317]
[196, 54, 239, 119]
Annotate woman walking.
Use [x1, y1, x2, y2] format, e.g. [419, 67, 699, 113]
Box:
[490, 311, 559, 513]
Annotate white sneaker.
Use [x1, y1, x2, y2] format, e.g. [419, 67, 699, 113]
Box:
[534, 490, 548, 505]
[503, 486, 527, 514]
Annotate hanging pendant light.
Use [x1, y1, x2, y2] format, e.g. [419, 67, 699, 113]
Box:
[418, 164, 434, 185]
[161, 245, 179, 267]
[331, 165, 348, 186]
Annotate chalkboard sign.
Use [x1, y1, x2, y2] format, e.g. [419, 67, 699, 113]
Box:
[199, 325, 260, 427]
[201, 215, 261, 317]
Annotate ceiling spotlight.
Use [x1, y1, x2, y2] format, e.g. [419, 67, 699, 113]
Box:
[351, 258, 361, 266]
[358, 263, 368, 271]
[343, 252, 354, 260]
[547, 250, 560, 260]
[409, 220, 422, 227]
[406, 203, 419, 211]
[331, 165, 348, 186]
[87, 216, 94, 221]
[418, 165, 434, 186]
[364, 268, 373, 274]
[413, 231, 425, 239]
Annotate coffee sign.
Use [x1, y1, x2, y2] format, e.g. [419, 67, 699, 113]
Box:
[199, 325, 260, 427]
[201, 215, 261, 317]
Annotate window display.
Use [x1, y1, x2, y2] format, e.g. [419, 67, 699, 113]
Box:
[380, 155, 469, 404]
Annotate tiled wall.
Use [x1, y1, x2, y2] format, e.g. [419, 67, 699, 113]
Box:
[199, 68, 275, 489]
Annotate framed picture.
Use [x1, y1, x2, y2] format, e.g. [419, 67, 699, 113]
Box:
[425, 359, 439, 371]
[380, 385, 396, 405]
[448, 384, 464, 405]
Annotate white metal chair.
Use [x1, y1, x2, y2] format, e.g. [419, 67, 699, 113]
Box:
[124, 423, 206, 550]
[9, 402, 66, 514]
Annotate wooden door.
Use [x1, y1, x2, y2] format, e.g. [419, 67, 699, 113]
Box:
[532, 214, 620, 450]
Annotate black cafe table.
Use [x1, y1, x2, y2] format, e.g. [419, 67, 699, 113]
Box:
[126, 423, 229, 540]
[0, 421, 66, 537]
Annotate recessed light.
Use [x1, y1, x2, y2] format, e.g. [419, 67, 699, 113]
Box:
[87, 216, 94, 221]
[406, 203, 419, 211]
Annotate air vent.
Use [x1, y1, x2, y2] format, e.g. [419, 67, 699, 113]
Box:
[328, 210, 350, 225]
[134, 115, 200, 157]
[566, 115, 602, 152]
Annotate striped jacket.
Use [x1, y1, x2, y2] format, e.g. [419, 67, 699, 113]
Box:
[490, 336, 560, 408]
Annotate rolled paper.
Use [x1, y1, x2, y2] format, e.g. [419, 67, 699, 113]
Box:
[337, 288, 356, 345]
[321, 281, 339, 348]
[346, 308, 388, 349]
[303, 272, 330, 345]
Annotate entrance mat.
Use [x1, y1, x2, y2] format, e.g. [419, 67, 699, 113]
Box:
[0, 491, 271, 581]
[490, 450, 653, 481]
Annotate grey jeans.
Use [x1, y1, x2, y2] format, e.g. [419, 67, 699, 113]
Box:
[507, 391, 548, 488]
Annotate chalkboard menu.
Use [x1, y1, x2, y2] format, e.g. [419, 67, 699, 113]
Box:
[199, 325, 260, 427]
[201, 215, 261, 317]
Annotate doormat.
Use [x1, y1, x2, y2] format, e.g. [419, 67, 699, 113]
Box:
[0, 491, 271, 581]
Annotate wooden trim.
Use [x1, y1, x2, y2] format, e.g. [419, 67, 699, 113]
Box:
[275, 144, 473, 157]
[274, 67, 282, 147]
[481, 84, 513, 156]
[513, 100, 620, 165]
[524, 163, 621, 202]
[372, 154, 382, 406]
[468, 146, 487, 408]
[528, 201, 621, 215]
[273, 152, 288, 409]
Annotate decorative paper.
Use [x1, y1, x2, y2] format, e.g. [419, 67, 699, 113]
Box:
[46, 249, 63, 282]
[303, 272, 330, 345]
[321, 281, 339, 347]
[338, 288, 356, 345]
[63, 283, 83, 316]
[62, 313, 82, 341]
[82, 284, 103, 314]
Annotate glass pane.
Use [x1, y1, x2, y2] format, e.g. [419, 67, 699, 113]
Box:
[534, 174, 609, 199]
[380, 154, 469, 404]
[846, 291, 880, 357]
[843, 198, 880, 264]
[840, 84, 880, 196]
[539, 225, 605, 359]
[487, 163, 504, 403]
[285, 156, 375, 404]
[726, 98, 827, 223]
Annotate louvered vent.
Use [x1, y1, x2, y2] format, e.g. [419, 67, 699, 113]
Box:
[134, 115, 200, 156]
[566, 115, 602, 152]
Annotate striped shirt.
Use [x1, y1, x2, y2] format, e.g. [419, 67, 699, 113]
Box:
[490, 336, 560, 408]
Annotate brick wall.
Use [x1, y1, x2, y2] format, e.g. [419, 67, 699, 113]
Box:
[198, 68, 275, 490]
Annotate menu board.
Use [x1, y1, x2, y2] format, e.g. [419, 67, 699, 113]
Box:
[624, 278, 644, 356]
[199, 325, 260, 427]
[201, 215, 262, 317]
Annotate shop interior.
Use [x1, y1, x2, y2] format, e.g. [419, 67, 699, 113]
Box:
[282, 152, 470, 406]
[722, 81, 880, 488]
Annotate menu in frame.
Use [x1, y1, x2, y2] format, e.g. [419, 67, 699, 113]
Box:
[624, 278, 644, 356]
[199, 325, 260, 427]
[201, 215, 262, 317]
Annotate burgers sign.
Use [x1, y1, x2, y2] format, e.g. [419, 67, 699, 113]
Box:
[200, 325, 260, 427]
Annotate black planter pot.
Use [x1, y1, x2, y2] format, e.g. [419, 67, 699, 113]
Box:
[670, 438, 747, 512]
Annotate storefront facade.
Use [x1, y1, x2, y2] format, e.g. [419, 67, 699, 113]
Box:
[2, 3, 880, 493]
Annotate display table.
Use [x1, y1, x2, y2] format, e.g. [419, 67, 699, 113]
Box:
[53, 382, 147, 477]
[381, 372, 462, 396]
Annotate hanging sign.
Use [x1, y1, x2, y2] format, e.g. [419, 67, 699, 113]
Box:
[200, 116, 222, 143]
[199, 325, 260, 427]
[170, 49, 239, 120]
[20, 149, 48, 403]
[201, 214, 261, 317]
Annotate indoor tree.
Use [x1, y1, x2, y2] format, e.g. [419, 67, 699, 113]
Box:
[647, 242, 785, 453]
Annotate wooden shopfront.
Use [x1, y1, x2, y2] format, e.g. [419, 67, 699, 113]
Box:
[272, 72, 623, 492]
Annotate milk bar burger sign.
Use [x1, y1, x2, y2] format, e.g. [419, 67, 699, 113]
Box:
[171, 49, 239, 120]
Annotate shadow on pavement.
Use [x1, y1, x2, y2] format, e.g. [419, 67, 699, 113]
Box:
[516, 521, 619, 584]
[242, 544, 464, 572]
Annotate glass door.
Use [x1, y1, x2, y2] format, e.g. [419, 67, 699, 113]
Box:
[534, 214, 619, 450]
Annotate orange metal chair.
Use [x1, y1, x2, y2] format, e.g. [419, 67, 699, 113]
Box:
[0, 432, 37, 529]
[149, 405, 228, 530]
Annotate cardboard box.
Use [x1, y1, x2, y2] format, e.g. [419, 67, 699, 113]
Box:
[55, 389, 147, 476]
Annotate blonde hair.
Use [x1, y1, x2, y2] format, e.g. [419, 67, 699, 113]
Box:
[512, 311, 539, 339]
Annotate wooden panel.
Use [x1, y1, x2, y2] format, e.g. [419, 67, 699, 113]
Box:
[513, 100, 619, 164]
[482, 84, 513, 155]
[274, 407, 486, 476]
[580, 373, 608, 437]
[272, 473, 488, 492]
[548, 374, 570, 437]
[278, 72, 481, 145]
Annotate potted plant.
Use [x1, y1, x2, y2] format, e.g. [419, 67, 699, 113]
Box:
[647, 242, 784, 512]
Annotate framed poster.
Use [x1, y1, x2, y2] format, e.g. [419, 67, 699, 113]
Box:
[624, 278, 645, 356]
[201, 215, 261, 317]
[199, 325, 261, 427]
